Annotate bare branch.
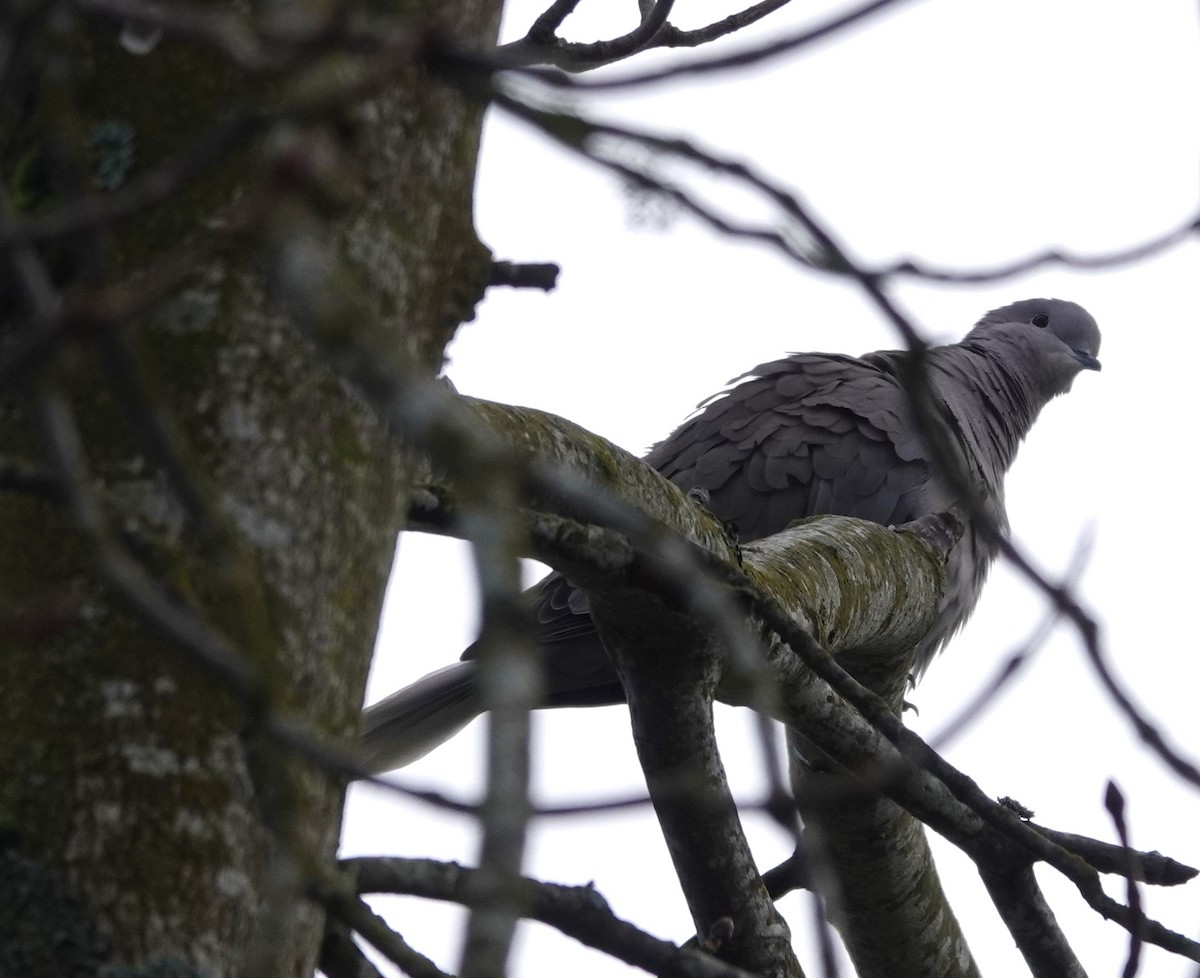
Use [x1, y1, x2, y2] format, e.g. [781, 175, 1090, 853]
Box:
[318, 920, 388, 978]
[263, 191, 540, 978]
[794, 762, 981, 978]
[652, 0, 797, 51]
[488, 259, 560, 291]
[10, 4, 1195, 973]
[321, 891, 453, 978]
[595, 590, 802, 976]
[401, 395, 1198, 963]
[976, 862, 1086, 978]
[1029, 823, 1197, 886]
[399, 400, 969, 975]
[760, 627, 1200, 964]
[460, 527, 538, 978]
[1076, 613, 1200, 790]
[928, 528, 1095, 749]
[485, 96, 1200, 797]
[525, 0, 583, 44]
[490, 0, 913, 80]
[342, 857, 761, 978]
[1105, 782, 1144, 978]
[874, 212, 1200, 283]
[503, 0, 676, 70]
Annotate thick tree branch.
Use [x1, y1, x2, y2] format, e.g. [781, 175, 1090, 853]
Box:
[761, 641, 1200, 965]
[398, 391, 1200, 971]
[401, 394, 972, 976]
[436, 77, 1199, 810]
[792, 764, 981, 978]
[590, 587, 801, 977]
[976, 863, 1086, 978]
[766, 515, 980, 978]
[390, 393, 1200, 978]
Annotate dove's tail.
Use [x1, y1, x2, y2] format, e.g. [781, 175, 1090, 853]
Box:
[361, 662, 482, 773]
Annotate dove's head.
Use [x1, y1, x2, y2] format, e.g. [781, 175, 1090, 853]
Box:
[968, 298, 1102, 396]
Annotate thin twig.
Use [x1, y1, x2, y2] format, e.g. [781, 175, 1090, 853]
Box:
[874, 213, 1200, 283]
[1105, 782, 1144, 978]
[470, 88, 1200, 797]
[927, 526, 1096, 749]
[488, 260, 560, 291]
[525, 0, 583, 44]
[503, 0, 676, 70]
[411, 414, 1197, 959]
[489, 0, 912, 81]
[653, 0, 797, 51]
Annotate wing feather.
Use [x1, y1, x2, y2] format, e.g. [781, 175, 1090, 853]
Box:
[505, 348, 943, 705]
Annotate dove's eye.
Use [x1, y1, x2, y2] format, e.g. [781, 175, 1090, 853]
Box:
[1031, 313, 1050, 327]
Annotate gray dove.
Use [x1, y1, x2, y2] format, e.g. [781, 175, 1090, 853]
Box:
[363, 298, 1101, 772]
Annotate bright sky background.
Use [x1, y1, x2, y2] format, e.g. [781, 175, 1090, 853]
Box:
[341, 2, 1200, 976]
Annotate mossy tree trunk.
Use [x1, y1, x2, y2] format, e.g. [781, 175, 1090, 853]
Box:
[0, 2, 501, 975]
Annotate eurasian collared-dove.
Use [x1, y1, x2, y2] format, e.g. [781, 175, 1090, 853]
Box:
[363, 298, 1101, 772]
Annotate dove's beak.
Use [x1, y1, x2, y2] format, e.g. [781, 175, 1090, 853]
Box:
[1073, 350, 1102, 372]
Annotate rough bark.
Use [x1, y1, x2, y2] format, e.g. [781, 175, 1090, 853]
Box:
[0, 2, 500, 975]
[792, 768, 981, 978]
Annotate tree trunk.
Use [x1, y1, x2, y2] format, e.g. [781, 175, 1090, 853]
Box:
[0, 2, 501, 975]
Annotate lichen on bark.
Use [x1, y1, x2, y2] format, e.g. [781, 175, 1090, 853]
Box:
[0, 1, 503, 974]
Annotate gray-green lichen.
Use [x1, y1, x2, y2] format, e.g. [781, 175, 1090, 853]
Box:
[0, 1, 504, 974]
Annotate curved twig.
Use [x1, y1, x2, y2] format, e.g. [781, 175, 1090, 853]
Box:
[503, 0, 676, 70]
[490, 0, 913, 82]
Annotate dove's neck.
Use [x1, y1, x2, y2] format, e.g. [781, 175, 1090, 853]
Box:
[929, 341, 1049, 482]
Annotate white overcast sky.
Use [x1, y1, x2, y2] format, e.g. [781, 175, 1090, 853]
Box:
[341, 2, 1200, 976]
